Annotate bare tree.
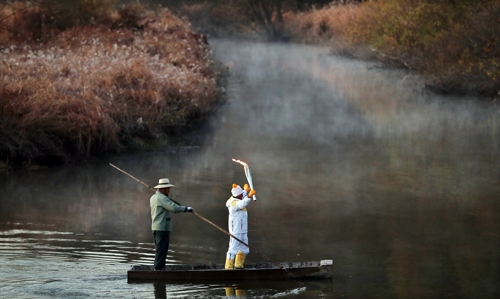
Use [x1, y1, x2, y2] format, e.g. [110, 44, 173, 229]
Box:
[243, 0, 286, 40]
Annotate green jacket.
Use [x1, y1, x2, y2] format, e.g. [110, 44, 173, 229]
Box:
[150, 190, 187, 231]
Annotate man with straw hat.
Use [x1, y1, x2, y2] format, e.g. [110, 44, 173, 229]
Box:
[225, 183, 256, 270]
[150, 178, 193, 270]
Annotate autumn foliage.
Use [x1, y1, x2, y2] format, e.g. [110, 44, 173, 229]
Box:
[0, 1, 222, 165]
[284, 0, 500, 96]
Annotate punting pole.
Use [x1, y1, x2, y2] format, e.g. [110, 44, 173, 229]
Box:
[109, 163, 286, 271]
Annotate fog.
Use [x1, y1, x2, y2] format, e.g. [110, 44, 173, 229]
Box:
[1, 39, 499, 298]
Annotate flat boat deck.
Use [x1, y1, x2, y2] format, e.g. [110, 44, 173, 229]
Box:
[127, 260, 333, 282]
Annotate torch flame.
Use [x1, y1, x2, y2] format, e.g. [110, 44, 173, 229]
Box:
[232, 159, 247, 166]
[232, 158, 256, 201]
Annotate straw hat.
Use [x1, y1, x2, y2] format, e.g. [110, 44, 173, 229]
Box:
[154, 178, 175, 189]
[231, 184, 243, 197]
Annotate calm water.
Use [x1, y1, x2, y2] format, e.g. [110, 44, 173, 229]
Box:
[1, 39, 499, 298]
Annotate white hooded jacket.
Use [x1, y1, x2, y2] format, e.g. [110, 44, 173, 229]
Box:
[226, 194, 252, 234]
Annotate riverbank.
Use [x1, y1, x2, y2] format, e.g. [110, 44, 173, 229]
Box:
[282, 1, 500, 97]
[176, 0, 499, 98]
[0, 2, 225, 167]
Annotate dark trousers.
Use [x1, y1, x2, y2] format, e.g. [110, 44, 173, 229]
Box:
[153, 230, 170, 270]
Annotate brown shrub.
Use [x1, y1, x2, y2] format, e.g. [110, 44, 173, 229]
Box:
[0, 5, 221, 165]
[284, 4, 365, 44]
[0, 0, 119, 42]
[284, 0, 500, 96]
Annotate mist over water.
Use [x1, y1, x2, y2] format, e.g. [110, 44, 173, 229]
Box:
[1, 39, 499, 298]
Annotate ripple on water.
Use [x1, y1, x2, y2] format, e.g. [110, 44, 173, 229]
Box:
[0, 225, 156, 265]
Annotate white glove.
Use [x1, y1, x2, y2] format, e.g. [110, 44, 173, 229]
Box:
[186, 207, 193, 212]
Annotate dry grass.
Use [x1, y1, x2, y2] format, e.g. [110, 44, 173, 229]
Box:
[283, 3, 379, 59]
[284, 1, 500, 96]
[284, 4, 362, 44]
[0, 3, 222, 165]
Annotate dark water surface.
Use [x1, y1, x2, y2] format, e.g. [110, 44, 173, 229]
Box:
[1, 39, 499, 298]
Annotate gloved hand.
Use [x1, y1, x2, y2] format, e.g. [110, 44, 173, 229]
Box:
[248, 190, 256, 198]
[243, 184, 251, 192]
[186, 207, 193, 212]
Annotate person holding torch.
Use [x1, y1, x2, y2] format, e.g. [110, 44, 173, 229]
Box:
[224, 183, 256, 270]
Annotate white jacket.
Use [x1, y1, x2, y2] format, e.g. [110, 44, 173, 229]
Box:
[226, 195, 252, 234]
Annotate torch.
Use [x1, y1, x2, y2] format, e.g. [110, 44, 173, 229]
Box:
[232, 159, 257, 201]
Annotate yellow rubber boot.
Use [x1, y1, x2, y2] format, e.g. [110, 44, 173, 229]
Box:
[225, 258, 235, 270]
[225, 286, 235, 296]
[235, 289, 247, 296]
[235, 251, 246, 269]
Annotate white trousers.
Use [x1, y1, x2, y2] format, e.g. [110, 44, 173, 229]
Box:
[226, 233, 249, 259]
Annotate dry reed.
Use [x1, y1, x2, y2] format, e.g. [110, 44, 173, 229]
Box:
[0, 3, 222, 165]
[284, 1, 500, 96]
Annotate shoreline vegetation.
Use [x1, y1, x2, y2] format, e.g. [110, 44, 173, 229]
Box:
[0, 1, 225, 167]
[177, 0, 499, 97]
[1, 0, 498, 167]
[282, 0, 500, 97]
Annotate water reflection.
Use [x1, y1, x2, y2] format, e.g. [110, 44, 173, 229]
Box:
[154, 282, 167, 299]
[144, 280, 333, 299]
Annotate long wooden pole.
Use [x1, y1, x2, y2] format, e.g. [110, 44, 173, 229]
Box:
[109, 163, 285, 270]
